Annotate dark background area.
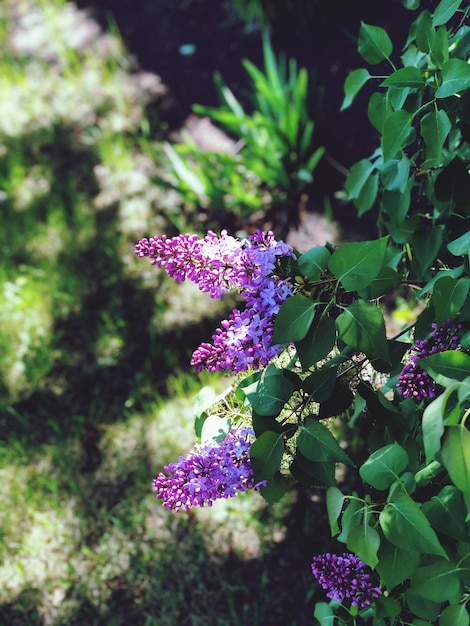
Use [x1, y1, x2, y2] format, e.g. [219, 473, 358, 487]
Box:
[73, 0, 413, 213]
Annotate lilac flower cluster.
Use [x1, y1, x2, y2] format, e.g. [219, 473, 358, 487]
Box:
[397, 319, 461, 401]
[311, 552, 381, 609]
[152, 428, 263, 512]
[135, 230, 295, 373]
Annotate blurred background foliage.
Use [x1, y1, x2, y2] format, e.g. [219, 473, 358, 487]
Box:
[0, 0, 416, 624]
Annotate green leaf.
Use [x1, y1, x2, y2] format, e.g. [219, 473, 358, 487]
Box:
[336, 300, 390, 361]
[358, 22, 393, 64]
[297, 246, 331, 279]
[441, 424, 470, 493]
[358, 265, 402, 300]
[326, 486, 345, 536]
[259, 471, 288, 505]
[318, 380, 354, 419]
[347, 522, 381, 569]
[368, 92, 392, 132]
[303, 368, 337, 403]
[432, 0, 464, 26]
[360, 443, 409, 490]
[422, 394, 446, 463]
[430, 276, 470, 325]
[420, 109, 451, 168]
[377, 541, 420, 590]
[344, 158, 376, 200]
[422, 485, 469, 541]
[272, 294, 316, 344]
[438, 603, 470, 626]
[381, 67, 424, 89]
[328, 237, 388, 291]
[200, 414, 232, 443]
[420, 350, 470, 383]
[338, 498, 363, 543]
[411, 227, 443, 280]
[380, 156, 410, 192]
[379, 492, 447, 557]
[448, 232, 470, 256]
[436, 59, 470, 98]
[382, 110, 413, 161]
[249, 430, 285, 482]
[314, 603, 335, 626]
[246, 371, 294, 416]
[297, 418, 354, 465]
[356, 171, 379, 215]
[295, 314, 336, 371]
[415, 10, 434, 53]
[406, 595, 442, 621]
[409, 560, 462, 602]
[341, 68, 371, 111]
[430, 25, 449, 68]
[291, 452, 336, 487]
[402, 0, 420, 8]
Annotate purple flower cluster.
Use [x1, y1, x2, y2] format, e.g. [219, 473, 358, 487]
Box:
[397, 319, 461, 401]
[152, 428, 263, 512]
[135, 230, 295, 373]
[311, 552, 381, 609]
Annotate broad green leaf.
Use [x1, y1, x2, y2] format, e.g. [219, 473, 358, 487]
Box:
[314, 603, 335, 626]
[377, 541, 420, 590]
[297, 418, 354, 465]
[272, 295, 316, 344]
[422, 394, 445, 463]
[291, 452, 336, 487]
[409, 560, 462, 602]
[249, 430, 284, 482]
[420, 109, 451, 168]
[406, 595, 442, 621]
[360, 443, 409, 490]
[303, 368, 337, 403]
[358, 265, 402, 300]
[430, 25, 449, 68]
[341, 68, 371, 111]
[356, 171, 379, 215]
[382, 110, 413, 161]
[380, 156, 410, 192]
[358, 22, 393, 64]
[200, 414, 231, 443]
[344, 158, 376, 200]
[295, 314, 336, 370]
[338, 498, 363, 543]
[402, 0, 420, 8]
[441, 425, 470, 493]
[415, 10, 434, 53]
[328, 237, 388, 291]
[246, 371, 294, 416]
[448, 232, 470, 256]
[347, 522, 381, 569]
[420, 350, 470, 383]
[379, 492, 447, 557]
[368, 92, 392, 132]
[432, 0, 464, 26]
[430, 276, 470, 325]
[436, 59, 470, 98]
[417, 266, 465, 297]
[259, 471, 288, 504]
[326, 486, 345, 536]
[439, 603, 470, 626]
[411, 227, 443, 280]
[422, 485, 469, 541]
[318, 380, 354, 418]
[297, 246, 331, 279]
[336, 300, 390, 361]
[381, 67, 424, 89]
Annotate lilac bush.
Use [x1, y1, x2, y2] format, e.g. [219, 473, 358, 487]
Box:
[311, 552, 381, 609]
[396, 320, 461, 401]
[135, 229, 295, 372]
[152, 428, 263, 512]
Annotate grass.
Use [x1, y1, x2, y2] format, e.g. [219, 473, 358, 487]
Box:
[0, 1, 333, 624]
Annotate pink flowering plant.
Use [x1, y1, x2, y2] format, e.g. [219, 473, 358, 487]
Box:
[136, 1, 470, 624]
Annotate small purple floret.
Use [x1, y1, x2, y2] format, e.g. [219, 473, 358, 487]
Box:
[152, 428, 264, 512]
[397, 319, 462, 401]
[311, 552, 381, 609]
[135, 230, 295, 373]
